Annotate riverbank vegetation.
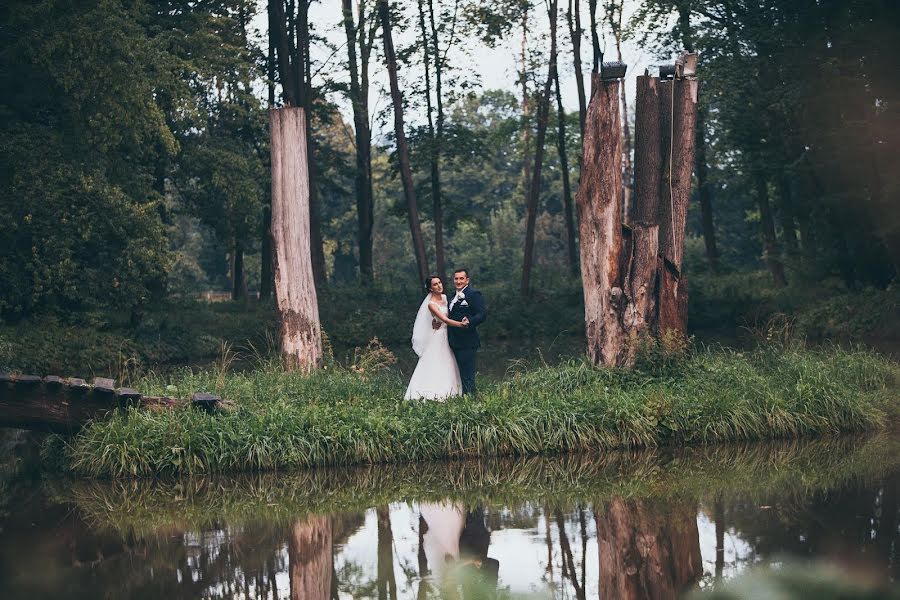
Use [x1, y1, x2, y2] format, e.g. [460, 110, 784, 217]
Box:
[50, 433, 900, 537]
[53, 340, 897, 478]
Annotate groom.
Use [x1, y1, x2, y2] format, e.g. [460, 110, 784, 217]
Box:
[445, 268, 486, 395]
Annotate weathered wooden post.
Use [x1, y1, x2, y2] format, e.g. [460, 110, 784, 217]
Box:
[578, 69, 626, 366]
[270, 107, 323, 372]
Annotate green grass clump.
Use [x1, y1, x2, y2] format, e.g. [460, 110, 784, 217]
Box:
[63, 343, 898, 478]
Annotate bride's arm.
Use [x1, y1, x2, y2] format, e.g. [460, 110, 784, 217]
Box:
[428, 302, 463, 327]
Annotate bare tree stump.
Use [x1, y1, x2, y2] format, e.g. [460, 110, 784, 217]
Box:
[270, 107, 323, 372]
[578, 74, 626, 366]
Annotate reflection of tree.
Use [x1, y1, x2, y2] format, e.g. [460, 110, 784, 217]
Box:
[289, 515, 332, 600]
[595, 498, 701, 599]
[555, 509, 585, 600]
[376, 506, 398, 600]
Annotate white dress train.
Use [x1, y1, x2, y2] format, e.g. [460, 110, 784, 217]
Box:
[404, 299, 462, 400]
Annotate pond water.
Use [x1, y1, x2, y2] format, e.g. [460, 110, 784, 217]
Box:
[1, 435, 899, 599]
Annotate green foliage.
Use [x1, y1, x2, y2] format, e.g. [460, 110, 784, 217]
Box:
[61, 342, 898, 477]
[690, 270, 900, 341]
[690, 563, 900, 599]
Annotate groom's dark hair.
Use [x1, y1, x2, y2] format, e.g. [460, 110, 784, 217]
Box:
[453, 267, 470, 278]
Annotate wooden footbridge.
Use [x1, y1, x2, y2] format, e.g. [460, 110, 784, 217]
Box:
[0, 373, 222, 433]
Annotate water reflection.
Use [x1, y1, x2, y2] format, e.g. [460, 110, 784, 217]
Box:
[1, 435, 899, 598]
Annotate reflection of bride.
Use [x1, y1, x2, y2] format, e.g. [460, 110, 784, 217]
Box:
[419, 501, 466, 578]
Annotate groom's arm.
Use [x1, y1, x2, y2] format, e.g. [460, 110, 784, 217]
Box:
[467, 290, 486, 327]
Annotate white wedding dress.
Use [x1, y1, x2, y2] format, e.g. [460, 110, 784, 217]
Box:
[404, 296, 462, 400]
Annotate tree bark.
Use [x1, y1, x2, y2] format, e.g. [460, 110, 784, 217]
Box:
[578, 74, 625, 365]
[606, 1, 631, 222]
[521, 0, 558, 296]
[342, 0, 375, 281]
[588, 0, 601, 72]
[596, 499, 701, 600]
[695, 104, 719, 272]
[777, 174, 799, 255]
[656, 77, 697, 337]
[270, 107, 323, 372]
[565, 0, 587, 136]
[625, 75, 662, 363]
[289, 515, 332, 600]
[417, 0, 445, 277]
[379, 0, 429, 284]
[756, 171, 788, 287]
[377, 506, 398, 600]
[554, 58, 578, 275]
[298, 0, 326, 287]
[520, 8, 533, 204]
[428, 0, 446, 277]
[231, 239, 246, 301]
[260, 205, 273, 300]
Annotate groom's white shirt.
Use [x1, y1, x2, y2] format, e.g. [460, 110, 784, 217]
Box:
[449, 284, 468, 311]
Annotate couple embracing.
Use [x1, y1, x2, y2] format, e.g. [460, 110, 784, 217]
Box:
[404, 268, 486, 401]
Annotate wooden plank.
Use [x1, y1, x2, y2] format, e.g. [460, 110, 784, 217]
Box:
[43, 376, 65, 387]
[191, 393, 220, 413]
[92, 378, 116, 393]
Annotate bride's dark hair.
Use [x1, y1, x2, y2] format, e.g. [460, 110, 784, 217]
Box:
[424, 275, 443, 293]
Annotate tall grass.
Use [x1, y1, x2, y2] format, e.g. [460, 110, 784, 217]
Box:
[63, 342, 898, 478]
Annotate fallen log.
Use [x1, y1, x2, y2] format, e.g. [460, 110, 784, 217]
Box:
[0, 373, 222, 433]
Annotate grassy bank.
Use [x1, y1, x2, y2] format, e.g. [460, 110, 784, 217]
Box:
[58, 341, 898, 478]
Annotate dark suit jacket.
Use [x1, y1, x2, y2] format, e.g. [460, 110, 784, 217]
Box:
[447, 285, 486, 350]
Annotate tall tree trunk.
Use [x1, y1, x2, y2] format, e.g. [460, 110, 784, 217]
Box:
[260, 205, 273, 299]
[566, 0, 587, 136]
[607, 1, 632, 222]
[756, 171, 788, 287]
[520, 8, 533, 203]
[578, 74, 625, 365]
[695, 105, 719, 272]
[657, 76, 698, 337]
[270, 107, 323, 372]
[379, 0, 429, 284]
[376, 506, 398, 600]
[417, 0, 445, 277]
[596, 499, 701, 599]
[554, 61, 578, 275]
[298, 0, 326, 286]
[588, 0, 601, 72]
[777, 174, 799, 255]
[342, 0, 375, 281]
[289, 516, 332, 600]
[626, 74, 662, 362]
[231, 239, 246, 301]
[522, 0, 558, 296]
[428, 0, 446, 277]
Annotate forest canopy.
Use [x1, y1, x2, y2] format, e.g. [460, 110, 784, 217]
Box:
[0, 0, 897, 322]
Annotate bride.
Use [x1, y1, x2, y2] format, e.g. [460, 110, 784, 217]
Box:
[404, 275, 466, 400]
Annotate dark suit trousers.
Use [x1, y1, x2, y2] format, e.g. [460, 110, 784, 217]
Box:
[453, 348, 477, 395]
